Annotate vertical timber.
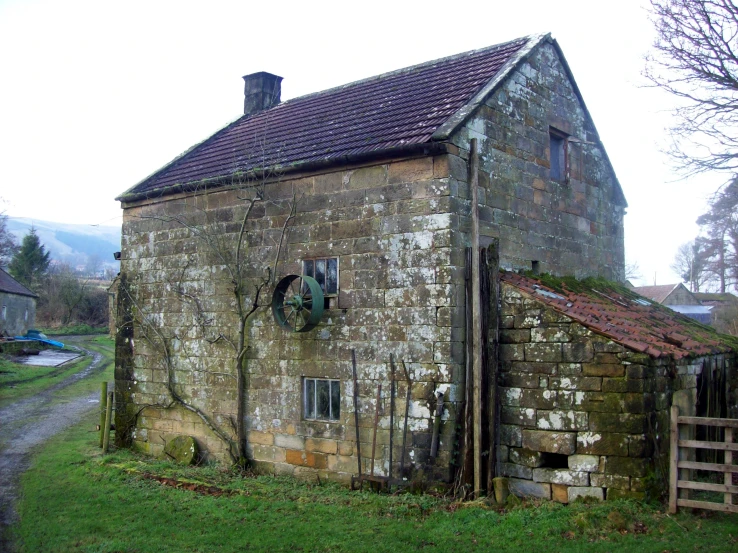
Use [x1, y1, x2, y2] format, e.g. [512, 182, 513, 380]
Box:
[470, 138, 482, 496]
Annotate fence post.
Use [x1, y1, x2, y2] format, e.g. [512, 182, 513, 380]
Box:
[102, 391, 114, 454]
[726, 427, 734, 507]
[669, 405, 679, 514]
[99, 382, 107, 448]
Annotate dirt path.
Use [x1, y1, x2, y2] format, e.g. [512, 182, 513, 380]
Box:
[0, 336, 111, 551]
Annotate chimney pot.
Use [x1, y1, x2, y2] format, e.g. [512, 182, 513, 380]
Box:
[242, 72, 282, 116]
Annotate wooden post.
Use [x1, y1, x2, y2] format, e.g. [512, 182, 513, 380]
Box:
[725, 427, 734, 507]
[103, 391, 114, 454]
[669, 405, 679, 514]
[99, 381, 107, 448]
[470, 138, 482, 496]
[486, 245, 500, 490]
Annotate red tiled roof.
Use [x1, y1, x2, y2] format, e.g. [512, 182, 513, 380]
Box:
[120, 36, 537, 199]
[502, 272, 734, 360]
[0, 268, 37, 298]
[630, 284, 680, 304]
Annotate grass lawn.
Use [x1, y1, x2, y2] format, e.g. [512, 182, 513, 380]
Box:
[15, 411, 738, 552]
[0, 337, 114, 408]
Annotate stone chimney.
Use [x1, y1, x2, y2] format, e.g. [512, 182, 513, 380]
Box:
[242, 72, 283, 116]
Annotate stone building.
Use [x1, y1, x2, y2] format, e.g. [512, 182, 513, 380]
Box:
[632, 283, 712, 324]
[112, 33, 728, 495]
[0, 268, 37, 337]
[499, 272, 736, 502]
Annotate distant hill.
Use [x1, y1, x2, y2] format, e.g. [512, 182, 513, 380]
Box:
[7, 217, 121, 270]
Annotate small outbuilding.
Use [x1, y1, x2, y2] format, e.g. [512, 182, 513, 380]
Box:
[0, 268, 38, 337]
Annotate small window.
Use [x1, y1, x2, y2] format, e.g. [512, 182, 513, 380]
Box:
[304, 378, 340, 421]
[303, 257, 338, 308]
[24, 308, 28, 322]
[549, 128, 568, 182]
[1, 305, 6, 321]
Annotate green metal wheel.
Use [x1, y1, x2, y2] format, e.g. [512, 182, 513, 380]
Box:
[272, 275, 324, 332]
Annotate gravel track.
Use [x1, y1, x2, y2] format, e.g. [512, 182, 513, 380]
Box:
[0, 336, 111, 551]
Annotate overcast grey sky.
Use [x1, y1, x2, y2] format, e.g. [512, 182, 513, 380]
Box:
[0, 0, 726, 286]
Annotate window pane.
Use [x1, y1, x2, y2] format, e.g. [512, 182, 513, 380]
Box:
[326, 258, 338, 295]
[315, 259, 326, 292]
[305, 379, 315, 419]
[330, 381, 340, 420]
[303, 260, 314, 278]
[317, 380, 330, 418]
[550, 134, 563, 181]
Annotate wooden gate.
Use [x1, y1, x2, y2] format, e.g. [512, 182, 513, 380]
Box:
[669, 405, 738, 514]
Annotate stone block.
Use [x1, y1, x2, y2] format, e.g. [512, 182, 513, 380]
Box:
[551, 483, 569, 503]
[606, 489, 644, 501]
[509, 447, 545, 468]
[500, 329, 531, 344]
[576, 432, 629, 456]
[247, 431, 275, 446]
[499, 373, 540, 389]
[521, 389, 557, 409]
[275, 434, 305, 450]
[305, 438, 338, 455]
[533, 468, 589, 486]
[500, 463, 533, 480]
[604, 456, 650, 478]
[568, 487, 604, 502]
[582, 364, 625, 377]
[525, 343, 562, 362]
[536, 410, 588, 431]
[589, 412, 647, 434]
[508, 478, 551, 500]
[285, 449, 328, 470]
[550, 376, 602, 391]
[501, 424, 523, 447]
[514, 362, 557, 375]
[627, 434, 653, 457]
[387, 157, 434, 184]
[590, 473, 630, 490]
[347, 165, 387, 189]
[562, 341, 594, 362]
[500, 344, 525, 361]
[522, 430, 576, 454]
[568, 454, 599, 472]
[501, 406, 537, 426]
[530, 327, 570, 343]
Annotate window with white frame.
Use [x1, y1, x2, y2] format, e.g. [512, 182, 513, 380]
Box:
[303, 378, 340, 421]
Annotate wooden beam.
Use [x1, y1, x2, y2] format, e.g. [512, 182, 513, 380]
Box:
[470, 138, 482, 497]
[677, 416, 738, 428]
[669, 405, 679, 514]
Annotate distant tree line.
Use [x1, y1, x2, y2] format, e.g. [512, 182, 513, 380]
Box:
[4, 226, 110, 329]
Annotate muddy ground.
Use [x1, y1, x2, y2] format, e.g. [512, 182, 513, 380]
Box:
[0, 336, 110, 551]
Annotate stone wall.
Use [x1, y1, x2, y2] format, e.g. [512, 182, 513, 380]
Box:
[116, 39, 629, 482]
[116, 155, 462, 481]
[497, 283, 728, 502]
[662, 284, 700, 306]
[0, 292, 36, 336]
[449, 42, 626, 281]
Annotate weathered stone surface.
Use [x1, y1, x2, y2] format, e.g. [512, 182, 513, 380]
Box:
[532, 468, 590, 486]
[604, 456, 650, 478]
[562, 341, 594, 362]
[163, 435, 198, 465]
[551, 483, 569, 503]
[576, 432, 629, 456]
[509, 447, 545, 468]
[525, 343, 563, 362]
[591, 473, 630, 490]
[522, 430, 576, 454]
[568, 454, 599, 472]
[589, 412, 647, 434]
[501, 424, 523, 447]
[508, 478, 552, 500]
[536, 409, 588, 431]
[500, 463, 533, 480]
[568, 486, 604, 502]
[582, 364, 625, 377]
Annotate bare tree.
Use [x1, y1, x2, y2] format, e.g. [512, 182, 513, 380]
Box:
[696, 178, 738, 291]
[645, 0, 738, 174]
[671, 240, 711, 291]
[0, 209, 18, 268]
[119, 171, 298, 465]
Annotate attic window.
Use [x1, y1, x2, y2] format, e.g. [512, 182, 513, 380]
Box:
[303, 258, 338, 309]
[549, 128, 568, 182]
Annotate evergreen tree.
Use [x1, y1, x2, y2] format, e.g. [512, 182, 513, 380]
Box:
[9, 227, 50, 290]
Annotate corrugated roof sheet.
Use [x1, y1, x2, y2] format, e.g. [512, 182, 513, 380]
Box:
[121, 36, 533, 198]
[502, 272, 735, 360]
[0, 268, 38, 298]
